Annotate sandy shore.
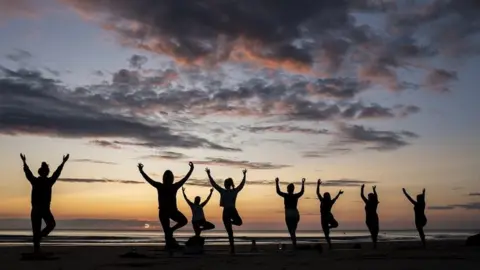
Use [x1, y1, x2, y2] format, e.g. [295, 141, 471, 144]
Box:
[1, 240, 479, 270]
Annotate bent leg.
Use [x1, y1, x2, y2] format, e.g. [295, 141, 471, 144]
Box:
[30, 209, 42, 253]
[230, 208, 243, 226]
[329, 215, 339, 229]
[170, 210, 188, 233]
[192, 221, 201, 237]
[41, 209, 56, 237]
[202, 221, 215, 231]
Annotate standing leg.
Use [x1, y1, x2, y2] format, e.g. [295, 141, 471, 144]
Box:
[192, 221, 201, 237]
[321, 216, 332, 249]
[159, 211, 172, 249]
[223, 209, 235, 254]
[30, 209, 42, 253]
[417, 225, 426, 248]
[41, 209, 56, 238]
[286, 217, 298, 249]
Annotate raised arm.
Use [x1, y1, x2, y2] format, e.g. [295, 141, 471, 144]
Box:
[20, 154, 35, 183]
[174, 162, 194, 188]
[138, 163, 161, 187]
[201, 188, 214, 207]
[360, 184, 368, 203]
[275, 178, 287, 197]
[332, 189, 344, 204]
[50, 154, 69, 184]
[373, 185, 378, 201]
[235, 169, 247, 192]
[316, 179, 323, 201]
[182, 187, 193, 206]
[296, 178, 306, 198]
[206, 168, 222, 191]
[402, 188, 416, 204]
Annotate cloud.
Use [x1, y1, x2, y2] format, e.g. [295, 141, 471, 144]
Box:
[0, 66, 239, 152]
[70, 159, 117, 165]
[302, 147, 351, 158]
[425, 69, 458, 92]
[5, 49, 32, 62]
[88, 140, 121, 149]
[0, 0, 38, 21]
[333, 122, 419, 151]
[140, 151, 188, 161]
[258, 178, 375, 187]
[244, 125, 329, 135]
[429, 202, 480, 211]
[63, 0, 351, 71]
[128, 54, 148, 69]
[469, 193, 480, 197]
[92, 70, 104, 77]
[58, 178, 143, 185]
[192, 158, 290, 170]
[185, 177, 374, 187]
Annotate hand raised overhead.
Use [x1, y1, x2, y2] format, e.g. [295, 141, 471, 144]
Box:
[373, 185, 377, 190]
[182, 187, 186, 192]
[242, 169, 247, 175]
[138, 163, 144, 170]
[275, 177, 279, 183]
[302, 178, 306, 183]
[317, 179, 322, 185]
[205, 167, 210, 174]
[339, 190, 344, 195]
[210, 188, 214, 193]
[20, 153, 26, 162]
[63, 154, 70, 163]
[189, 162, 194, 168]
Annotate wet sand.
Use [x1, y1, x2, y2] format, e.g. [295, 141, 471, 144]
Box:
[1, 240, 479, 270]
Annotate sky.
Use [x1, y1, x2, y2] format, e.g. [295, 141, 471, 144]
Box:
[0, 0, 479, 231]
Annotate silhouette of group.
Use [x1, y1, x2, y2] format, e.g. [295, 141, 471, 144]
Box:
[20, 155, 429, 254]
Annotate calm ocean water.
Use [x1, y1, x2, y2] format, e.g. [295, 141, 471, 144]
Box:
[0, 230, 475, 246]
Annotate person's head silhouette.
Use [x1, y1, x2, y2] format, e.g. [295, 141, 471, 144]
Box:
[224, 178, 234, 190]
[323, 192, 331, 201]
[38, 162, 50, 177]
[287, 183, 295, 194]
[163, 170, 174, 185]
[368, 193, 376, 201]
[194, 196, 201, 205]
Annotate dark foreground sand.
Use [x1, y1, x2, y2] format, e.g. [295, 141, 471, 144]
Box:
[1, 240, 479, 270]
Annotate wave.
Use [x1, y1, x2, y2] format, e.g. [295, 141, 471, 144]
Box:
[0, 230, 474, 246]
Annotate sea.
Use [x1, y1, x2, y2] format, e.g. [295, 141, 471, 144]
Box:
[0, 230, 476, 246]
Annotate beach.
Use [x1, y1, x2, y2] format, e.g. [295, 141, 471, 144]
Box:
[1, 240, 479, 270]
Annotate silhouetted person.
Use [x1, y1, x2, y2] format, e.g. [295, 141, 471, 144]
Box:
[207, 167, 247, 254]
[361, 184, 379, 249]
[316, 179, 343, 249]
[275, 177, 305, 249]
[403, 188, 427, 247]
[182, 187, 215, 237]
[21, 153, 69, 254]
[138, 162, 194, 249]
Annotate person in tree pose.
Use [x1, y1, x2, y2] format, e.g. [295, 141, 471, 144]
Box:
[361, 184, 379, 248]
[21, 153, 69, 254]
[182, 187, 215, 237]
[275, 177, 305, 249]
[206, 168, 247, 254]
[403, 188, 427, 247]
[138, 162, 194, 250]
[316, 179, 344, 249]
